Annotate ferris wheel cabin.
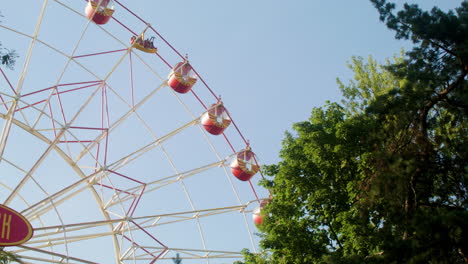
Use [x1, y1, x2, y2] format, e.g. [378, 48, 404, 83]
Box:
[252, 199, 270, 226]
[85, 0, 115, 25]
[130, 34, 158, 53]
[200, 103, 232, 135]
[168, 61, 198, 93]
[230, 148, 260, 181]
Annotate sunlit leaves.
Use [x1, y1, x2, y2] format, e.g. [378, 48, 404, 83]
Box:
[243, 1, 467, 263]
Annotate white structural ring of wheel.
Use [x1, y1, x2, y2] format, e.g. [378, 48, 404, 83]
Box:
[0, 0, 266, 263]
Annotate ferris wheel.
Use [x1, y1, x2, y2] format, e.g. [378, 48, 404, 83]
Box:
[0, 0, 269, 263]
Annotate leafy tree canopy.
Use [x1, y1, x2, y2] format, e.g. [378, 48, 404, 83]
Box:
[172, 253, 182, 264]
[0, 12, 18, 70]
[0, 249, 21, 264]
[241, 1, 467, 263]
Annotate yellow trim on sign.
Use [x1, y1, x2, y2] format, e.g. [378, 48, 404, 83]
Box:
[0, 204, 34, 246]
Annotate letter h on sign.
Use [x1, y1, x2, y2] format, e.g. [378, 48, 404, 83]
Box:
[1, 213, 12, 240]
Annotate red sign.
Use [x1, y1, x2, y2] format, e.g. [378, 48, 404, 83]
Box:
[0, 204, 33, 246]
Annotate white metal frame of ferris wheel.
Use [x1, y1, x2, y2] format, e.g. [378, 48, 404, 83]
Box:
[0, 0, 268, 263]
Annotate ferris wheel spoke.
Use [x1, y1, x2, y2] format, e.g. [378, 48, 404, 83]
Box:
[26, 3, 104, 133]
[21, 168, 144, 222]
[129, 49, 166, 80]
[74, 81, 166, 163]
[0, 93, 14, 111]
[1, 19, 140, 135]
[27, 38, 132, 135]
[52, 0, 126, 46]
[25, 229, 116, 249]
[0, 25, 108, 128]
[51, 0, 168, 89]
[0, 113, 121, 253]
[125, 246, 245, 261]
[105, 117, 200, 171]
[0, 0, 48, 162]
[108, 160, 227, 208]
[171, 93, 246, 202]
[32, 203, 253, 238]
[120, 247, 167, 264]
[170, 92, 260, 253]
[16, 105, 33, 127]
[138, 135, 212, 263]
[29, 36, 103, 81]
[125, 99, 214, 262]
[0, 104, 19, 160]
[52, 0, 167, 82]
[21, 173, 99, 220]
[26, 159, 229, 220]
[1, 0, 267, 262]
[28, 81, 104, 131]
[130, 205, 254, 232]
[25, 218, 168, 263]
[32, 218, 127, 239]
[24, 205, 255, 259]
[3, 85, 103, 205]
[165, 248, 245, 260]
[15, 245, 99, 264]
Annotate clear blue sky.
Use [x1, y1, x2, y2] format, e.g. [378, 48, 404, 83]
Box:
[127, 0, 462, 165]
[0, 0, 463, 263]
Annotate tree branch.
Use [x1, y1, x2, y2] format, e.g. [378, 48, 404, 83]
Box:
[444, 98, 468, 110]
[425, 69, 467, 113]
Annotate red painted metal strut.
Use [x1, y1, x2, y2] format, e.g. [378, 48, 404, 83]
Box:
[72, 49, 127, 59]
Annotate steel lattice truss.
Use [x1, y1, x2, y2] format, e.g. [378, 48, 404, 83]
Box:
[0, 0, 268, 263]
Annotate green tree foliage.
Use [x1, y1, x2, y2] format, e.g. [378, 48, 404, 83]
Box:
[235, 249, 273, 264]
[0, 12, 18, 70]
[0, 48, 18, 70]
[172, 253, 182, 264]
[0, 249, 21, 264]
[247, 1, 467, 263]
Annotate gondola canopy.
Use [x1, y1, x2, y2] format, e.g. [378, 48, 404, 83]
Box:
[230, 147, 259, 181]
[130, 34, 158, 53]
[201, 103, 231, 135]
[85, 0, 115, 25]
[252, 199, 269, 226]
[168, 61, 197, 94]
